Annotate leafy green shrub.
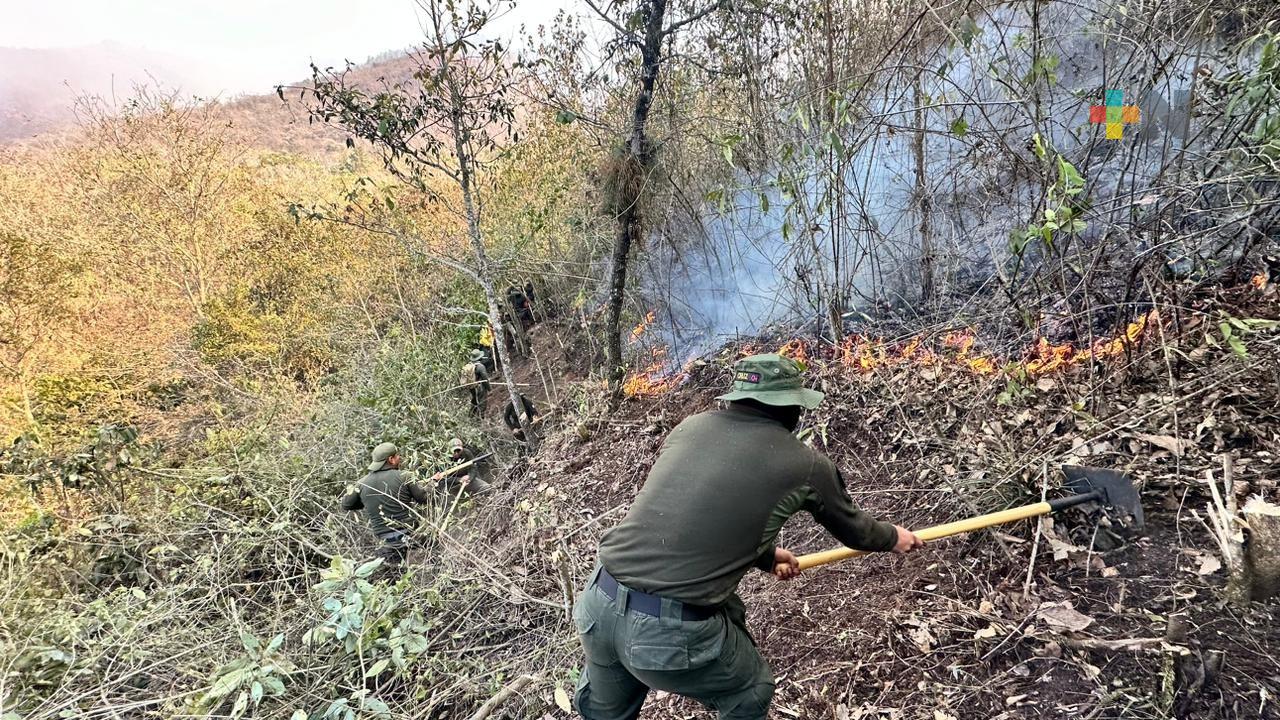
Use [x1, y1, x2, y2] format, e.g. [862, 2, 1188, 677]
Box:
[302, 557, 434, 677]
[193, 631, 294, 719]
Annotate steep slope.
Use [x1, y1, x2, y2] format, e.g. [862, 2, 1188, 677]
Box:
[505, 281, 1280, 719]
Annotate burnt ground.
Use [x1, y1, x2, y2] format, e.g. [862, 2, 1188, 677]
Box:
[463, 286, 1280, 720]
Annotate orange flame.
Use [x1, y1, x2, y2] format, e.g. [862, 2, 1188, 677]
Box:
[1252, 273, 1269, 290]
[836, 312, 1156, 378]
[630, 310, 656, 343]
[622, 346, 690, 396]
[622, 312, 1158, 396]
[777, 339, 810, 365]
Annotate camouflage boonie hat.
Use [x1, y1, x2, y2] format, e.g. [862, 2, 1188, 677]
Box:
[716, 353, 824, 409]
[369, 442, 398, 471]
[470, 349, 485, 361]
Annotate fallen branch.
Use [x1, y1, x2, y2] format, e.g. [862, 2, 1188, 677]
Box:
[1062, 636, 1191, 656]
[467, 673, 543, 720]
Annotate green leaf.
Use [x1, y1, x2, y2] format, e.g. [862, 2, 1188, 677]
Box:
[950, 117, 969, 136]
[207, 669, 248, 700]
[231, 691, 249, 719]
[290, 711, 308, 720]
[354, 558, 384, 578]
[1031, 132, 1047, 160]
[240, 632, 259, 653]
[1228, 334, 1249, 357]
[251, 681, 263, 704]
[362, 698, 390, 718]
[267, 634, 284, 652]
[365, 658, 390, 677]
[262, 676, 286, 696]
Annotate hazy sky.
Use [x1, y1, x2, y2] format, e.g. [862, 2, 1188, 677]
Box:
[3, 0, 570, 97]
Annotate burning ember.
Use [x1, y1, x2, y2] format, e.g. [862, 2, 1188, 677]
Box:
[1252, 273, 1269, 290]
[621, 312, 1160, 397]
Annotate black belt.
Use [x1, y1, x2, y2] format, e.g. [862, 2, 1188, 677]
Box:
[596, 568, 718, 621]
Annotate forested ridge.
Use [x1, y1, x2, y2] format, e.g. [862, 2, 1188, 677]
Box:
[3, 0, 1280, 719]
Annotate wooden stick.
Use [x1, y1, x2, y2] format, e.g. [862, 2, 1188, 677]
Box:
[438, 480, 469, 536]
[466, 673, 542, 720]
[1023, 461, 1049, 599]
[430, 453, 494, 480]
[1062, 636, 1191, 656]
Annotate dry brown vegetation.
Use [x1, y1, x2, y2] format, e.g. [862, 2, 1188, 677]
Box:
[4, 0, 1280, 718]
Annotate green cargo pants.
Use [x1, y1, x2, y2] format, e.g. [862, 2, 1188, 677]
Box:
[572, 571, 775, 720]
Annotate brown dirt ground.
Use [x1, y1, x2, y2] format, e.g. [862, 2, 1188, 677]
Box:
[475, 288, 1280, 720]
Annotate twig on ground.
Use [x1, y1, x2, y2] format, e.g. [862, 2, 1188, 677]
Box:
[466, 673, 542, 720]
[1023, 461, 1049, 600]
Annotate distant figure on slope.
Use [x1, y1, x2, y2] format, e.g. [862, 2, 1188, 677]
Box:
[507, 284, 535, 328]
[460, 349, 491, 417]
[503, 393, 539, 439]
[570, 354, 923, 720]
[431, 437, 491, 496]
[339, 442, 430, 566]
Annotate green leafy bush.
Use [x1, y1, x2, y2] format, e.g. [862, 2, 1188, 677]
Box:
[193, 631, 294, 719]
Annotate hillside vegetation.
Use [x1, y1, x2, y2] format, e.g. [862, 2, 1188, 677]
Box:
[3, 0, 1280, 719]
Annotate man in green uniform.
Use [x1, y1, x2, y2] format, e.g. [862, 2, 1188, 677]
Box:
[431, 437, 492, 496]
[339, 442, 430, 565]
[461, 350, 491, 417]
[572, 354, 923, 720]
[503, 393, 539, 439]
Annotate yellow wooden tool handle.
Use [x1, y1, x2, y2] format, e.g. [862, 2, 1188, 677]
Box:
[796, 501, 1054, 570]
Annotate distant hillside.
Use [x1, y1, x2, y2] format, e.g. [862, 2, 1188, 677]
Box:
[0, 45, 421, 156]
[218, 53, 420, 156]
[0, 42, 209, 143]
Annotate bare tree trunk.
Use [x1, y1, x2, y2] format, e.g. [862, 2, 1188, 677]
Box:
[16, 362, 42, 443]
[605, 0, 668, 405]
[912, 54, 935, 304]
[822, 0, 844, 342]
[450, 115, 537, 451]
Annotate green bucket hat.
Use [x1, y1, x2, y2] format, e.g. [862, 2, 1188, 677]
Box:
[368, 442, 398, 471]
[716, 353, 824, 409]
[469, 349, 485, 361]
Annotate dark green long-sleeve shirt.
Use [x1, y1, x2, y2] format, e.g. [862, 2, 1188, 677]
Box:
[340, 467, 430, 539]
[598, 403, 898, 606]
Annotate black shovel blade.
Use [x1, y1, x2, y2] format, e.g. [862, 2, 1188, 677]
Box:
[1063, 466, 1144, 531]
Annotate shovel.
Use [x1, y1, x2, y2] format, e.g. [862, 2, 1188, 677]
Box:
[797, 466, 1143, 571]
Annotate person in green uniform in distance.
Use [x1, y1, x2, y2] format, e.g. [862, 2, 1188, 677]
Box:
[572, 354, 924, 720]
[461, 350, 491, 418]
[339, 442, 431, 566]
[503, 393, 539, 439]
[430, 437, 491, 496]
